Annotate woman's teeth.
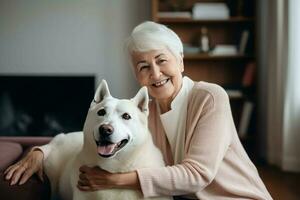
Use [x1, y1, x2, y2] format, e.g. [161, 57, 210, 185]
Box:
[153, 79, 168, 87]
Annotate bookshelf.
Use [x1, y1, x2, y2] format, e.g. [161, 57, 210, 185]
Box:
[152, 0, 257, 156]
[184, 54, 254, 60]
[157, 16, 254, 23]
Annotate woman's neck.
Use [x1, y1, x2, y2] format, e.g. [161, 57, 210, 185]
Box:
[157, 80, 184, 114]
[158, 99, 172, 114]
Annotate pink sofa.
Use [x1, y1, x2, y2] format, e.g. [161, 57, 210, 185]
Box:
[0, 136, 52, 200]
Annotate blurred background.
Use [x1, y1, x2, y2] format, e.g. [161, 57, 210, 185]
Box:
[0, 0, 299, 199]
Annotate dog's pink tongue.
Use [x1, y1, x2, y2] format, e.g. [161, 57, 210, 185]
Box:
[97, 144, 117, 155]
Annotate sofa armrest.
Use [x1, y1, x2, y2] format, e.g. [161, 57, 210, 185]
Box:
[0, 141, 23, 171]
[0, 136, 52, 149]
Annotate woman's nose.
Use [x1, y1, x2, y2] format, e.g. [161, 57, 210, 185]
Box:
[150, 64, 161, 79]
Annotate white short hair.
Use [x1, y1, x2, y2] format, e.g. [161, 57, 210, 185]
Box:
[125, 21, 183, 61]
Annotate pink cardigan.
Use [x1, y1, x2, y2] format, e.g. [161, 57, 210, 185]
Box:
[136, 81, 273, 200]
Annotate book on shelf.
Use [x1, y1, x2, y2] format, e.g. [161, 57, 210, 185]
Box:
[237, 61, 256, 138]
[225, 61, 256, 100]
[242, 62, 256, 87]
[210, 45, 238, 56]
[226, 62, 256, 99]
[238, 101, 254, 139]
[192, 3, 229, 20]
[157, 11, 192, 19]
[226, 89, 243, 99]
[239, 30, 250, 54]
[183, 43, 200, 54]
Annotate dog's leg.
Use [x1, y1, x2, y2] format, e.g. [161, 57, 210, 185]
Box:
[43, 131, 83, 198]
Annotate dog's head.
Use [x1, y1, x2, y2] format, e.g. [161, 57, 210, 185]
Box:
[83, 80, 149, 159]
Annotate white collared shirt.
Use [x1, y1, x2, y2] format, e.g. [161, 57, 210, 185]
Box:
[158, 76, 194, 164]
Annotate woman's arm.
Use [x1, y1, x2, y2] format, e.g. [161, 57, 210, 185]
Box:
[77, 165, 141, 191]
[136, 86, 233, 197]
[4, 134, 59, 185]
[4, 148, 44, 185]
[4, 132, 82, 186]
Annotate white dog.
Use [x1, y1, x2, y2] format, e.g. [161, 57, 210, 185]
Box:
[42, 80, 170, 200]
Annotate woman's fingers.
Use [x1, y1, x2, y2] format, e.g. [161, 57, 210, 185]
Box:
[37, 168, 44, 182]
[79, 165, 91, 173]
[77, 179, 88, 186]
[4, 163, 23, 180]
[78, 175, 101, 186]
[77, 182, 103, 191]
[18, 167, 36, 185]
[4, 149, 44, 185]
[10, 165, 27, 185]
[4, 164, 14, 175]
[77, 179, 94, 191]
[79, 172, 87, 180]
[4, 165, 16, 179]
[77, 185, 95, 191]
[77, 166, 117, 192]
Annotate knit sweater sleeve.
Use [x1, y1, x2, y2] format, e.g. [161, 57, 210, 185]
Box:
[31, 133, 67, 161]
[136, 84, 233, 197]
[32, 144, 52, 161]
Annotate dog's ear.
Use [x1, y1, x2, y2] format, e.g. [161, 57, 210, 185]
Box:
[91, 79, 111, 107]
[132, 86, 149, 116]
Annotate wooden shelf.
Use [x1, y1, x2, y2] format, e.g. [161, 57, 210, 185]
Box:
[152, 0, 257, 154]
[184, 54, 254, 61]
[157, 16, 254, 24]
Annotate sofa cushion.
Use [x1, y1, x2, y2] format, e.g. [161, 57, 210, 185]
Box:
[0, 141, 23, 171]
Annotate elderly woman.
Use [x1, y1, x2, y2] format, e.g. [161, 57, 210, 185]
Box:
[5, 21, 272, 199]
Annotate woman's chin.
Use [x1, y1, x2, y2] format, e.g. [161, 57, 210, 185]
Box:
[149, 88, 174, 100]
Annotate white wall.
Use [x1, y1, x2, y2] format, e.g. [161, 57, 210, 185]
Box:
[0, 0, 151, 98]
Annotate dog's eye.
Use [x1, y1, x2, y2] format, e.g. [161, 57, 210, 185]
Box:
[97, 109, 106, 116]
[122, 113, 131, 120]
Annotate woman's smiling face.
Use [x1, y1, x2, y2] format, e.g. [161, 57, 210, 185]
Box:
[131, 48, 184, 109]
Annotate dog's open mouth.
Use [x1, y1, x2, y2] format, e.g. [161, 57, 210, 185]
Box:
[95, 139, 129, 158]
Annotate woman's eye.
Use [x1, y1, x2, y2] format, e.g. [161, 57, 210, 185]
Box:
[122, 113, 131, 120]
[97, 109, 106, 116]
[139, 65, 149, 71]
[158, 59, 167, 64]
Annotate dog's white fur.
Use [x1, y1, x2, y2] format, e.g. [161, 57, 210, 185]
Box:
[42, 80, 170, 200]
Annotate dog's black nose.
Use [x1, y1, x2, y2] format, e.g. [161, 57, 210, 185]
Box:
[99, 124, 114, 136]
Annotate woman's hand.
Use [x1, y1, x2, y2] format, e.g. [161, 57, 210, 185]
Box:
[77, 165, 140, 192]
[4, 149, 44, 185]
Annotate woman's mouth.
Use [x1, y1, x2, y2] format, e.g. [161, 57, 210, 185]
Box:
[152, 78, 169, 87]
